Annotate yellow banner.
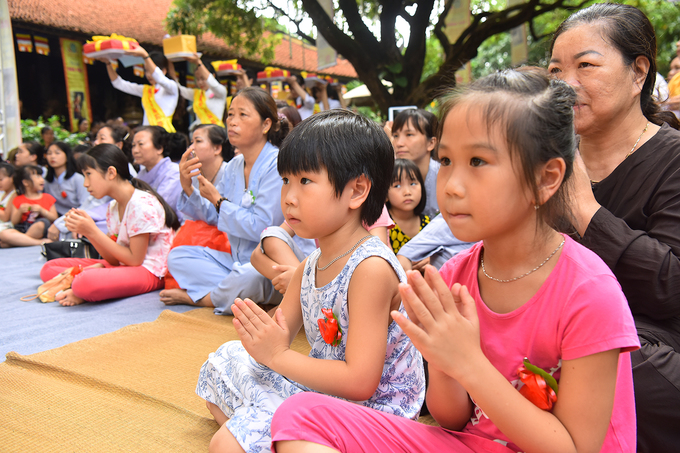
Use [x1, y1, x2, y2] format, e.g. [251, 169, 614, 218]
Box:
[60, 38, 92, 132]
[316, 0, 337, 70]
[443, 0, 471, 44]
[508, 0, 528, 65]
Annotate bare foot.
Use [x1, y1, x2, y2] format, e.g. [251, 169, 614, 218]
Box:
[160, 288, 215, 307]
[56, 289, 86, 306]
[159, 288, 195, 306]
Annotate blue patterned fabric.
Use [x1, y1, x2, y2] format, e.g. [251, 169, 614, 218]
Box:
[195, 236, 425, 453]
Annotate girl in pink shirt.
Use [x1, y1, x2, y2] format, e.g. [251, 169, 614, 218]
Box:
[270, 67, 640, 452]
[40, 144, 179, 306]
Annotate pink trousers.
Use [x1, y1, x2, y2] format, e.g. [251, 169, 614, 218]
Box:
[40, 258, 163, 302]
[271, 393, 514, 453]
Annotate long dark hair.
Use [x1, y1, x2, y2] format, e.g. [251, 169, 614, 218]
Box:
[232, 87, 290, 147]
[551, 3, 680, 130]
[387, 158, 427, 216]
[438, 67, 576, 232]
[78, 144, 180, 230]
[45, 141, 78, 182]
[392, 108, 439, 160]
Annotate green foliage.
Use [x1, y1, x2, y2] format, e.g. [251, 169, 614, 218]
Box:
[634, 0, 680, 77]
[422, 37, 445, 82]
[468, 0, 680, 80]
[20, 116, 87, 147]
[352, 105, 384, 123]
[166, 0, 279, 62]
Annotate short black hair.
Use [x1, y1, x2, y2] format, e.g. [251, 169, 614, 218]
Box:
[387, 158, 426, 216]
[278, 109, 394, 225]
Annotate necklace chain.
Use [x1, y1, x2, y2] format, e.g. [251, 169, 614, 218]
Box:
[317, 235, 373, 272]
[624, 121, 649, 160]
[480, 237, 565, 283]
[590, 121, 649, 185]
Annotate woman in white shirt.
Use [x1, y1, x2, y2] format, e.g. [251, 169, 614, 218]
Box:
[176, 53, 227, 130]
[102, 46, 179, 132]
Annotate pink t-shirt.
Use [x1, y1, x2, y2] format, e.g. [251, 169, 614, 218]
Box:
[439, 235, 639, 452]
[365, 204, 395, 230]
[106, 189, 175, 277]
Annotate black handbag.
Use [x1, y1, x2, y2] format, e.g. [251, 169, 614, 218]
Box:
[41, 239, 102, 261]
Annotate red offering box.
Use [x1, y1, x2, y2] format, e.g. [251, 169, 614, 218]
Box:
[83, 34, 139, 60]
[257, 67, 291, 82]
[304, 74, 323, 87]
[212, 61, 242, 76]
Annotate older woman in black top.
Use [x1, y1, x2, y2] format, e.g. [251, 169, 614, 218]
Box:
[549, 4, 680, 452]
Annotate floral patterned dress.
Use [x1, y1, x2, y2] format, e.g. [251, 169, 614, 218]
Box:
[106, 189, 174, 277]
[195, 236, 425, 453]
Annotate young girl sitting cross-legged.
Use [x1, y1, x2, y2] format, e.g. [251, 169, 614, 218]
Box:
[195, 109, 425, 453]
[39, 144, 179, 306]
[270, 67, 640, 453]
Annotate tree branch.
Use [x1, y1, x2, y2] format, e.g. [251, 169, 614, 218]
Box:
[265, 0, 316, 45]
[401, 0, 436, 94]
[379, 1, 402, 60]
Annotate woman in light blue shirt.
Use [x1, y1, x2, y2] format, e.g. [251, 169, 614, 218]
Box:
[162, 87, 290, 314]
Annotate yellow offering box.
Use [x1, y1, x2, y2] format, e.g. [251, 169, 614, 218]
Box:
[163, 35, 197, 60]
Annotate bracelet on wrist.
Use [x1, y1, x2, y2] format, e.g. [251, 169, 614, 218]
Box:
[215, 196, 228, 214]
[143, 55, 151, 60]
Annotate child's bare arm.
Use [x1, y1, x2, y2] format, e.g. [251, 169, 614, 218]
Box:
[11, 204, 27, 225]
[41, 205, 58, 223]
[235, 257, 398, 401]
[368, 226, 389, 246]
[261, 236, 301, 267]
[0, 193, 16, 222]
[396, 268, 620, 453]
[88, 228, 149, 267]
[251, 246, 281, 280]
[425, 368, 473, 430]
[66, 209, 149, 266]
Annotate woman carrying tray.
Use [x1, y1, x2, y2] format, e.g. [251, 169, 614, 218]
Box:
[175, 53, 227, 131]
[101, 45, 178, 133]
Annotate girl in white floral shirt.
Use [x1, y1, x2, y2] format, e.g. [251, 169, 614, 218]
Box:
[39, 144, 179, 306]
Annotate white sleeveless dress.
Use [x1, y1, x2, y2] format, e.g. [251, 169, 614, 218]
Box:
[195, 236, 425, 453]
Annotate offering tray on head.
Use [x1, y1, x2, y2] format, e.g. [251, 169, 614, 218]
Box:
[83, 34, 139, 60]
[163, 35, 197, 60]
[301, 71, 322, 87]
[166, 51, 202, 62]
[257, 67, 291, 82]
[212, 60, 242, 76]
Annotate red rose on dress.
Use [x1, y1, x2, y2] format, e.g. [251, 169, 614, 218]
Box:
[517, 358, 558, 411]
[318, 307, 342, 346]
[61, 191, 67, 198]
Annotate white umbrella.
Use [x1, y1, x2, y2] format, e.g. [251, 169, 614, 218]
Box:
[344, 80, 393, 99]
